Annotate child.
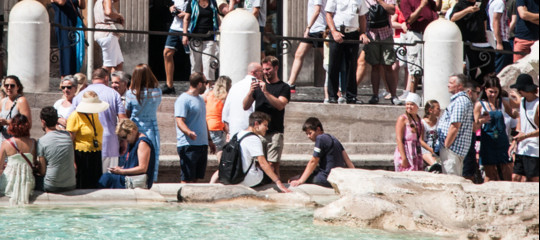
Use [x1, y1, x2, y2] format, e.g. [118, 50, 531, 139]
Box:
[394, 93, 424, 171]
[421, 100, 442, 172]
[289, 117, 355, 188]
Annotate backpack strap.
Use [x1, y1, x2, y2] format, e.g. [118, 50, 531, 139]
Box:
[522, 98, 538, 130]
[237, 132, 257, 174]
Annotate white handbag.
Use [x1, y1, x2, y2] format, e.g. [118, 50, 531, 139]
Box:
[125, 174, 147, 189]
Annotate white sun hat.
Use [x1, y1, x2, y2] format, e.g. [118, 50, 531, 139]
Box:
[405, 93, 422, 107]
[76, 91, 109, 113]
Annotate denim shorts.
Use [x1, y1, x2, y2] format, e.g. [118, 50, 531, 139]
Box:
[210, 131, 226, 151]
[165, 29, 188, 53]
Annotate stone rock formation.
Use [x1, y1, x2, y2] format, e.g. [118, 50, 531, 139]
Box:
[499, 41, 539, 90]
[314, 168, 539, 240]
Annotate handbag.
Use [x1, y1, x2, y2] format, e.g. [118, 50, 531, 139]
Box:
[125, 174, 147, 189]
[68, 0, 87, 72]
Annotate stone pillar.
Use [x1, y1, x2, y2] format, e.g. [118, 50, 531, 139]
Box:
[118, 0, 148, 72]
[423, 19, 463, 109]
[7, 0, 49, 92]
[220, 9, 260, 84]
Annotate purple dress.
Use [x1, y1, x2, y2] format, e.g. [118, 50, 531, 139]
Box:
[394, 114, 424, 171]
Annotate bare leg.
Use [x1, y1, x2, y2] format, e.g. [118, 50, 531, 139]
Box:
[422, 153, 437, 166]
[383, 65, 397, 97]
[103, 66, 113, 74]
[288, 42, 313, 85]
[500, 163, 513, 181]
[512, 173, 525, 182]
[370, 64, 381, 97]
[356, 51, 367, 85]
[483, 165, 499, 182]
[112, 62, 124, 73]
[163, 48, 176, 88]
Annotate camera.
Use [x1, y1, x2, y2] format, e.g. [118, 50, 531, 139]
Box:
[93, 139, 99, 148]
[171, 8, 180, 17]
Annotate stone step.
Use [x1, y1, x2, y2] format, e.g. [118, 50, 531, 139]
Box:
[156, 154, 394, 183]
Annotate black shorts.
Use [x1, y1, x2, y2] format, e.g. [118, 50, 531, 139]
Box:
[462, 141, 478, 177]
[513, 154, 540, 178]
[301, 31, 324, 48]
[178, 145, 208, 181]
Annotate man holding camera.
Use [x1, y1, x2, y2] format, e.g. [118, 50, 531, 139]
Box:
[243, 56, 290, 178]
[162, 0, 190, 95]
[325, 0, 370, 104]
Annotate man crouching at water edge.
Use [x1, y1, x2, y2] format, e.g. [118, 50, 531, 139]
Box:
[289, 117, 355, 188]
[238, 112, 290, 193]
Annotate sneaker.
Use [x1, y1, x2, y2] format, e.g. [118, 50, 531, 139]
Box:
[289, 84, 296, 93]
[391, 97, 404, 105]
[398, 91, 409, 101]
[161, 84, 176, 95]
[328, 97, 338, 104]
[323, 99, 330, 104]
[368, 95, 379, 104]
[378, 90, 389, 99]
[338, 97, 346, 104]
[347, 97, 363, 104]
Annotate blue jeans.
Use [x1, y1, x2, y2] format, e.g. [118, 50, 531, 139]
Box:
[494, 41, 513, 73]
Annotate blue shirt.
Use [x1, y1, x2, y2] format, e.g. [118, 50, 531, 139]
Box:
[515, 0, 539, 40]
[174, 93, 208, 147]
[437, 91, 474, 157]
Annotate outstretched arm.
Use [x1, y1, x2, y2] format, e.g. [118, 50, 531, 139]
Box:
[257, 156, 291, 193]
[289, 156, 320, 187]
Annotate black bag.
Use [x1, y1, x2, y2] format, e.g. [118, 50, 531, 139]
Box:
[218, 132, 256, 185]
[368, 3, 389, 29]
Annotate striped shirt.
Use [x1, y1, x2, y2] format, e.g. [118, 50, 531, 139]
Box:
[437, 91, 475, 157]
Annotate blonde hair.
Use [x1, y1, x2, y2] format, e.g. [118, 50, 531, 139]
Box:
[116, 119, 138, 138]
[74, 73, 88, 95]
[213, 76, 232, 101]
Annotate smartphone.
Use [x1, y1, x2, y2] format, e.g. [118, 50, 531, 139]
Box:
[474, 2, 481, 8]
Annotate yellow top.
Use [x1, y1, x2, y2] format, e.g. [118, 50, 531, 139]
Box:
[66, 112, 103, 152]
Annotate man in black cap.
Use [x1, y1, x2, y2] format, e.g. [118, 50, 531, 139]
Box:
[509, 74, 539, 182]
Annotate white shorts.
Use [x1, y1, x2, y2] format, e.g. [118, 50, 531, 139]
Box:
[96, 34, 124, 67]
[440, 146, 464, 176]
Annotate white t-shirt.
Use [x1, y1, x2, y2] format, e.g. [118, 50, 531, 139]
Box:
[488, 0, 509, 42]
[244, 0, 267, 27]
[53, 99, 72, 119]
[237, 130, 264, 187]
[518, 98, 539, 157]
[170, 0, 189, 31]
[325, 0, 369, 28]
[222, 75, 256, 136]
[308, 0, 328, 33]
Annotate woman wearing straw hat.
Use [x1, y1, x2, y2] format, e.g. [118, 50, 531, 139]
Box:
[66, 91, 109, 189]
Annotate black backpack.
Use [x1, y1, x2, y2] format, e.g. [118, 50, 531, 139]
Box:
[218, 132, 256, 185]
[367, 3, 389, 29]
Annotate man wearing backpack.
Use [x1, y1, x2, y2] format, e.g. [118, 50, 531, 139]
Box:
[229, 112, 290, 192]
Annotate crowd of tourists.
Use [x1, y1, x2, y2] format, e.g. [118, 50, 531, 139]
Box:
[0, 0, 537, 206]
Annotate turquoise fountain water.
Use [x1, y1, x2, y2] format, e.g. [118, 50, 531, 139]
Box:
[0, 205, 444, 239]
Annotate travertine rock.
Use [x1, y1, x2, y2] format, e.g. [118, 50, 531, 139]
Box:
[315, 168, 539, 240]
[499, 41, 539, 90]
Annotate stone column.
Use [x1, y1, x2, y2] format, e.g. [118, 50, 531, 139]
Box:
[423, 19, 463, 109]
[7, 0, 49, 92]
[219, 9, 260, 84]
[118, 0, 148, 72]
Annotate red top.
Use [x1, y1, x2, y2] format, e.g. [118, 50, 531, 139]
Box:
[400, 0, 439, 33]
[394, 6, 407, 38]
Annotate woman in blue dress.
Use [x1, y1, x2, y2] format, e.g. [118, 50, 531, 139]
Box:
[126, 64, 162, 182]
[51, 0, 86, 77]
[473, 75, 517, 182]
[99, 119, 155, 189]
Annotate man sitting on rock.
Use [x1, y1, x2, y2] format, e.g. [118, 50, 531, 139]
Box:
[237, 112, 290, 192]
[289, 117, 355, 188]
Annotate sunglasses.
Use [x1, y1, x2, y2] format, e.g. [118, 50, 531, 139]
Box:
[61, 86, 73, 90]
[4, 84, 16, 88]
